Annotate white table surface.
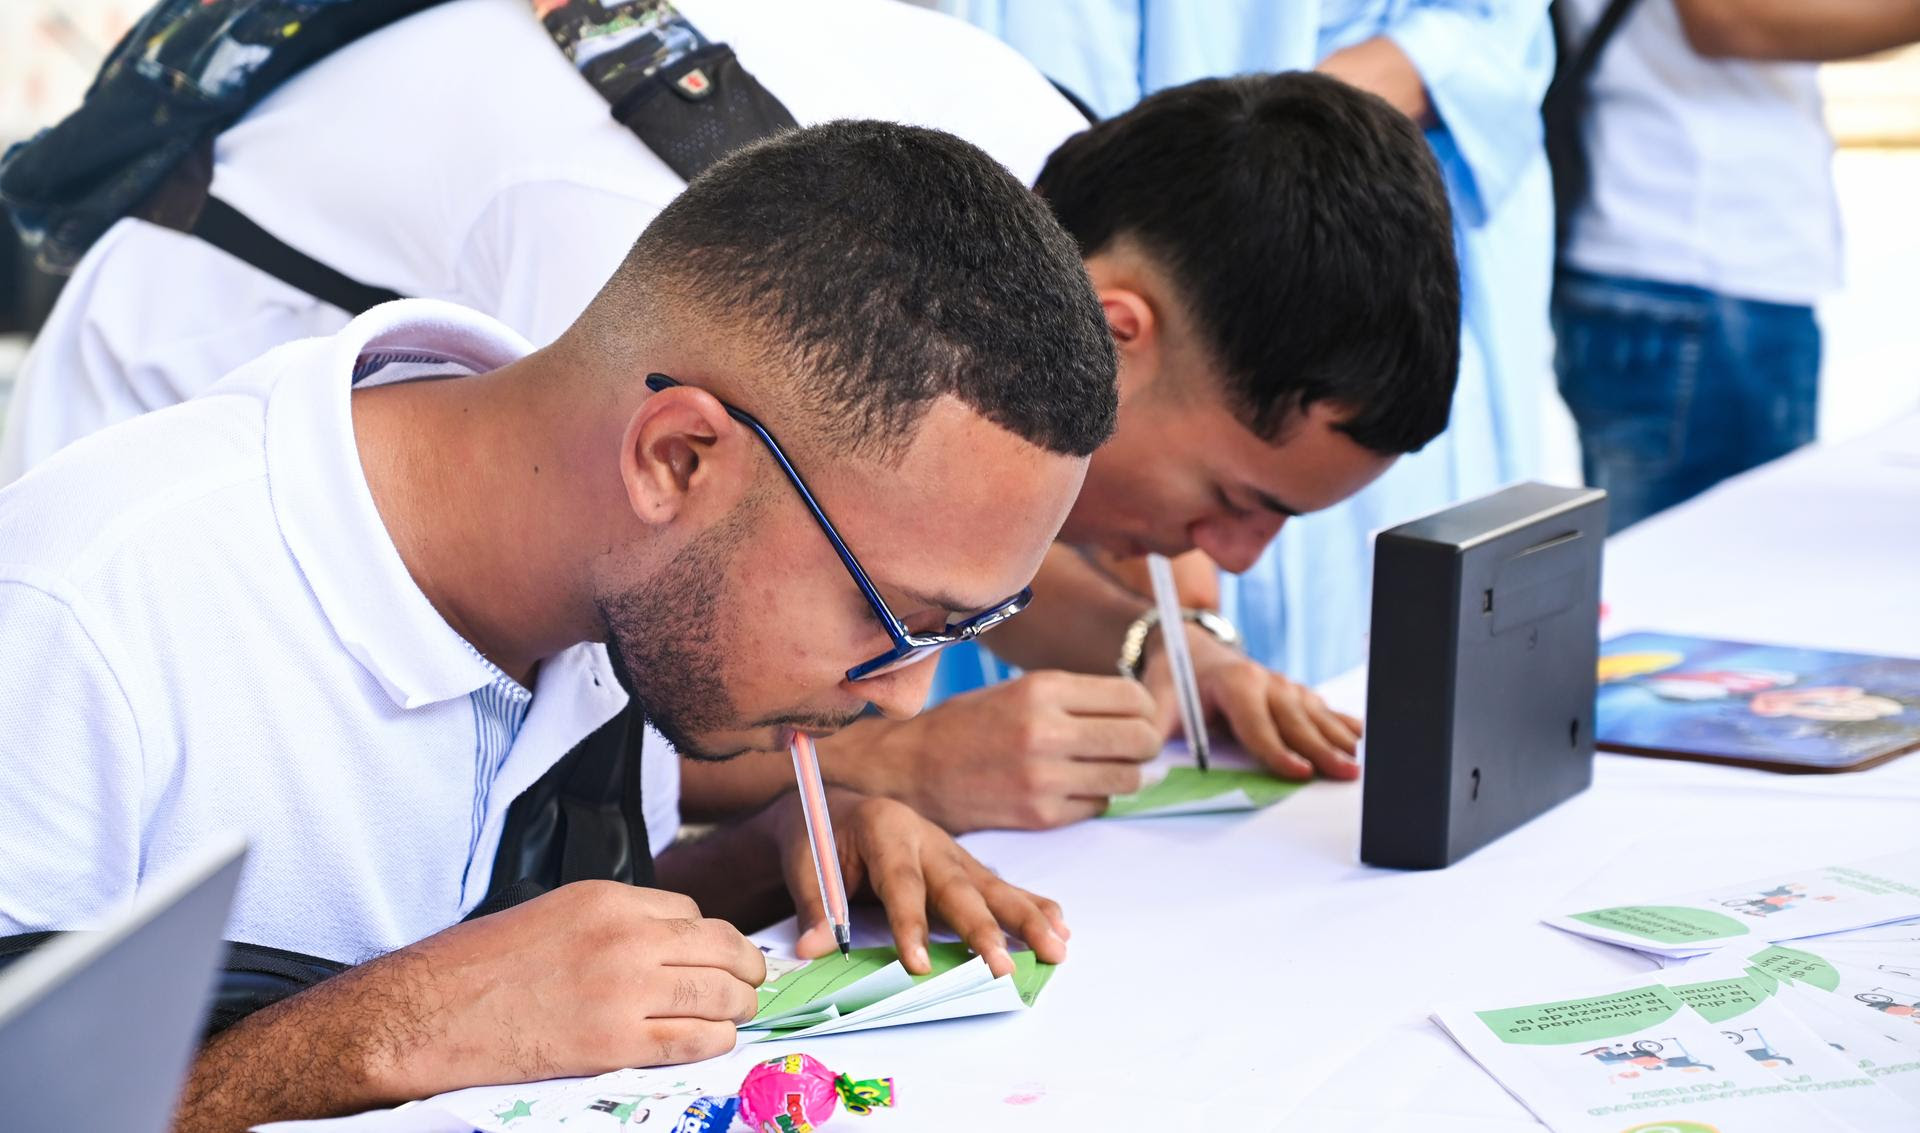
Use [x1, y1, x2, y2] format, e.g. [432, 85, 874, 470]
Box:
[690, 414, 1920, 1130]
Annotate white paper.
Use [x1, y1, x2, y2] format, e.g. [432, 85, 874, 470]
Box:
[1769, 980, 1920, 1107]
[1815, 918, 1920, 947]
[777, 973, 1028, 1039]
[1653, 963, 1920, 1130]
[1745, 941, 1920, 1047]
[745, 959, 914, 1030]
[255, 1066, 734, 1133]
[1546, 848, 1920, 958]
[1434, 979, 1851, 1132]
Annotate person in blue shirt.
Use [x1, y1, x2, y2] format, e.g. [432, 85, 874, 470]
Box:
[948, 0, 1559, 686]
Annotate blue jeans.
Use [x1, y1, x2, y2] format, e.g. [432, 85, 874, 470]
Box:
[1552, 269, 1821, 533]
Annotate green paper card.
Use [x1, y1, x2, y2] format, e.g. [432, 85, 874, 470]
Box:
[746, 944, 1056, 1040]
[1103, 766, 1304, 819]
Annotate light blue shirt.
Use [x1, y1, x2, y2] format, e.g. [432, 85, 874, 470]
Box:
[942, 0, 1556, 688]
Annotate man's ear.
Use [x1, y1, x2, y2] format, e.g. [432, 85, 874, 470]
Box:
[618, 385, 734, 528]
[1100, 286, 1155, 348]
[1099, 286, 1160, 401]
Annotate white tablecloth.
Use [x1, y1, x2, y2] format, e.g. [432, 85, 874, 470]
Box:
[707, 414, 1920, 1130]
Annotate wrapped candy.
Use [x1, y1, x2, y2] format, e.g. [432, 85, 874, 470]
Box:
[736, 1053, 896, 1132]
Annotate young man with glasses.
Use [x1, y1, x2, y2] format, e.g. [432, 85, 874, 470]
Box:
[0, 121, 1116, 1130]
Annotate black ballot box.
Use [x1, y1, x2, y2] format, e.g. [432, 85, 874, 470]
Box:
[1360, 482, 1608, 869]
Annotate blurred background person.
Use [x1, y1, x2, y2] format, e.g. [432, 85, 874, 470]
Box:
[932, 0, 1561, 688]
[1552, 0, 1920, 532]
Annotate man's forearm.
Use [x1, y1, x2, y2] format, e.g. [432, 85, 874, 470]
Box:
[651, 796, 793, 931]
[677, 750, 793, 822]
[174, 951, 435, 1132]
[979, 543, 1151, 673]
[1317, 36, 1433, 124]
[1089, 547, 1220, 611]
[1677, 0, 1920, 61]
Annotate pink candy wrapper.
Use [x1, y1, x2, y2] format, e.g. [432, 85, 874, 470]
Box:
[736, 1053, 895, 1132]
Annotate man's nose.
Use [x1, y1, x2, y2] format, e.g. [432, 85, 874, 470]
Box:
[1191, 513, 1288, 574]
[852, 655, 940, 721]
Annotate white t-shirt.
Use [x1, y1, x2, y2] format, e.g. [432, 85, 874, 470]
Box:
[0, 0, 1087, 851]
[0, 300, 629, 963]
[1560, 0, 1841, 305]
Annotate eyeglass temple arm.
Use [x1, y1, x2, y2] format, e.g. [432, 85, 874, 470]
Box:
[643, 374, 913, 647]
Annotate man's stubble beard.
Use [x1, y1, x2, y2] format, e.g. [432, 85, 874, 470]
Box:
[597, 513, 750, 763]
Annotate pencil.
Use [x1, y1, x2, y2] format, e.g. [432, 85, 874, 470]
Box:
[1146, 552, 1211, 772]
[787, 729, 852, 955]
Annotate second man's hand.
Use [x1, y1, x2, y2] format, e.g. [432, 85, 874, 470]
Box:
[1141, 625, 1363, 782]
[814, 671, 1163, 832]
[777, 789, 1071, 978]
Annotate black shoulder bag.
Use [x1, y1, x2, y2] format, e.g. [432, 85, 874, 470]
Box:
[1543, 0, 1642, 251]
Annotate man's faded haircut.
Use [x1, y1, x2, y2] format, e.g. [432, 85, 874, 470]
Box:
[595, 119, 1119, 463]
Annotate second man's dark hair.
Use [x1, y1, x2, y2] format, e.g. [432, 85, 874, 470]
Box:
[615, 119, 1118, 462]
[1036, 72, 1460, 454]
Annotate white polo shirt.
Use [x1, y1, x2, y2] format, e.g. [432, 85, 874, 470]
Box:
[0, 300, 628, 963]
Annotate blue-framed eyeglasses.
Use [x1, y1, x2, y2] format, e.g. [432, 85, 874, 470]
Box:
[645, 374, 1031, 681]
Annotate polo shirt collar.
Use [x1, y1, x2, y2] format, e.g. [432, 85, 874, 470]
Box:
[265, 300, 540, 709]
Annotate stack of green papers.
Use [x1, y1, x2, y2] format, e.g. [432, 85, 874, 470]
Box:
[743, 944, 1056, 1041]
[1102, 765, 1305, 819]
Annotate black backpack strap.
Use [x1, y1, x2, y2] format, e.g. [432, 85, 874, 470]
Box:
[1543, 0, 1642, 249]
[1047, 77, 1100, 126]
[608, 42, 798, 181]
[159, 2, 798, 315]
[486, 652, 656, 902]
[90, 1, 798, 311]
[204, 941, 352, 1036]
[463, 878, 553, 922]
[1551, 0, 1642, 86]
[0, 0, 452, 273]
[0, 865, 612, 1038]
[0, 931, 349, 1038]
[191, 196, 403, 316]
[0, 930, 58, 964]
[206, 881, 560, 1033]
[123, 126, 407, 316]
[541, 0, 797, 182]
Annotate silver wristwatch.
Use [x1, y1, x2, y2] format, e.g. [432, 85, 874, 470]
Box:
[1117, 606, 1241, 678]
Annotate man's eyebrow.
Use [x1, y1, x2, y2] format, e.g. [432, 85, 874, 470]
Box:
[1254, 491, 1303, 518]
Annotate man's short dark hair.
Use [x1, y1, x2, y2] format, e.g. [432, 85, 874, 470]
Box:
[1035, 72, 1460, 454]
[613, 120, 1118, 461]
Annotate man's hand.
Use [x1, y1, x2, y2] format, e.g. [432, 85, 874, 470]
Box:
[175, 882, 765, 1132]
[777, 792, 1070, 978]
[817, 671, 1163, 832]
[1141, 627, 1362, 781]
[387, 883, 765, 1082]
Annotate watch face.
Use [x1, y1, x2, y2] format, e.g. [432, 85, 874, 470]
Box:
[1191, 609, 1239, 647]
